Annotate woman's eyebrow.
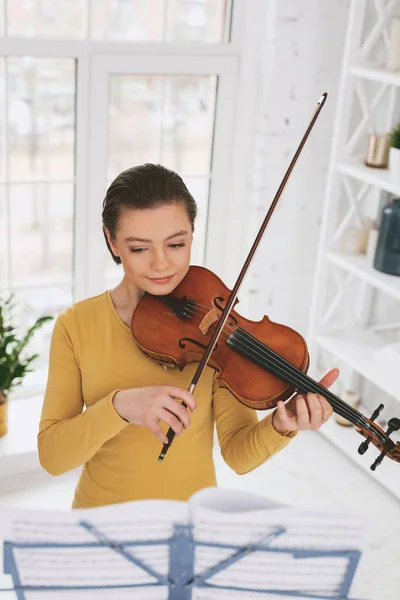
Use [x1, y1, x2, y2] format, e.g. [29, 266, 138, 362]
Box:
[124, 230, 189, 243]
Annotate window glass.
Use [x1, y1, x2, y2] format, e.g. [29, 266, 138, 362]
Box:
[7, 0, 88, 39]
[7, 57, 75, 182]
[91, 0, 230, 42]
[105, 73, 217, 283]
[0, 57, 76, 394]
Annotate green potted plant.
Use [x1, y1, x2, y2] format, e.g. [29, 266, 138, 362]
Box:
[389, 122, 400, 180]
[0, 295, 53, 436]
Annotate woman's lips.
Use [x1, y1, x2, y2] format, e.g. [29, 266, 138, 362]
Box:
[147, 275, 175, 284]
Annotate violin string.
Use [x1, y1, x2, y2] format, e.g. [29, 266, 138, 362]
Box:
[186, 303, 367, 427]
[198, 305, 369, 428]
[184, 302, 367, 427]
[231, 330, 367, 428]
[178, 302, 368, 428]
[155, 296, 365, 427]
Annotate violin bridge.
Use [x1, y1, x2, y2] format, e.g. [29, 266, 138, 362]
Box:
[199, 307, 219, 335]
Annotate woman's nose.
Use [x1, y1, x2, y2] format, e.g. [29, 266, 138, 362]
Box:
[151, 249, 169, 271]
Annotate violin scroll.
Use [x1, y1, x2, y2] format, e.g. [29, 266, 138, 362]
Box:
[356, 405, 400, 469]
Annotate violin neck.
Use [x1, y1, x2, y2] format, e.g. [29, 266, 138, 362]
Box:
[227, 328, 364, 428]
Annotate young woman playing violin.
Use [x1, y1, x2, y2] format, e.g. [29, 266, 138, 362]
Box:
[38, 163, 338, 509]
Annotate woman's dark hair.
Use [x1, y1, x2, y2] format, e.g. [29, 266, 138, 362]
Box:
[102, 163, 197, 265]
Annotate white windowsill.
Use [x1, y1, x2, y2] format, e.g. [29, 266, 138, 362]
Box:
[0, 395, 43, 477]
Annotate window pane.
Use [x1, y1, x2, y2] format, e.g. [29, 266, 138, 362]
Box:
[160, 76, 217, 174]
[7, 57, 75, 182]
[7, 0, 88, 39]
[0, 186, 7, 286]
[108, 76, 163, 178]
[90, 0, 230, 42]
[108, 75, 216, 180]
[91, 0, 164, 41]
[9, 183, 74, 287]
[166, 0, 229, 42]
[0, 0, 4, 36]
[9, 286, 73, 388]
[106, 73, 216, 277]
[0, 57, 6, 182]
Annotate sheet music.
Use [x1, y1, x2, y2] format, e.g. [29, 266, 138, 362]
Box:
[0, 499, 187, 599]
[0, 488, 368, 600]
[189, 488, 368, 599]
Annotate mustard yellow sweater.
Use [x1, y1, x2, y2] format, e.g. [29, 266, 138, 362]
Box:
[38, 291, 296, 509]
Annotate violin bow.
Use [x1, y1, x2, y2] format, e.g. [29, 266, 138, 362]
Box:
[158, 93, 328, 462]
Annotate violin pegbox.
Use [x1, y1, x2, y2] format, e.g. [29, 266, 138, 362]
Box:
[358, 404, 400, 470]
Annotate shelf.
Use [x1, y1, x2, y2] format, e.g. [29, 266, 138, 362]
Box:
[320, 418, 400, 501]
[316, 328, 399, 400]
[349, 64, 400, 86]
[326, 252, 400, 301]
[337, 159, 400, 197]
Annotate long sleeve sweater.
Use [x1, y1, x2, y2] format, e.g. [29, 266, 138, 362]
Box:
[38, 290, 296, 508]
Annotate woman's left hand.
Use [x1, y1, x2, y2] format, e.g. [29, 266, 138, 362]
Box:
[272, 368, 339, 434]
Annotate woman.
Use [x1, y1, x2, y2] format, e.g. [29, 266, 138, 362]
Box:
[38, 163, 336, 509]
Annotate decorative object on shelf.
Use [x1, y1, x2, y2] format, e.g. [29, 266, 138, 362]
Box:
[0, 295, 53, 437]
[386, 17, 400, 71]
[340, 227, 364, 254]
[359, 217, 374, 253]
[389, 122, 400, 181]
[334, 390, 360, 427]
[365, 133, 390, 168]
[366, 222, 379, 261]
[373, 198, 400, 276]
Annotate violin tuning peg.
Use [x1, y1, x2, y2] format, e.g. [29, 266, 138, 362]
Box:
[371, 451, 386, 471]
[358, 404, 386, 456]
[358, 439, 370, 455]
[370, 403, 384, 422]
[386, 418, 400, 436]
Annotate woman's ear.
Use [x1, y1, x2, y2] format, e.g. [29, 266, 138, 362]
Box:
[104, 228, 119, 258]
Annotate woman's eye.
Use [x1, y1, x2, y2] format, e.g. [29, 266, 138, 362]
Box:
[129, 243, 184, 253]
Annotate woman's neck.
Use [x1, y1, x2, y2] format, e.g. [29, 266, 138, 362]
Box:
[110, 277, 145, 324]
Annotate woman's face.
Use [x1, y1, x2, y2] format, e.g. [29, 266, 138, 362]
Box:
[106, 203, 193, 295]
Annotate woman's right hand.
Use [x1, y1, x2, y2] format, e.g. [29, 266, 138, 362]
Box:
[112, 386, 197, 444]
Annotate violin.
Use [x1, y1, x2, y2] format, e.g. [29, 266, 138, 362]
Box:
[131, 93, 400, 468]
[132, 266, 400, 469]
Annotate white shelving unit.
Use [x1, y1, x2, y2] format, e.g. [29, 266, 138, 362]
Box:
[308, 0, 400, 500]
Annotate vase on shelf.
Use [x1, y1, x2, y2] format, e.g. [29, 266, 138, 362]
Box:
[387, 17, 400, 72]
[389, 146, 400, 181]
[0, 393, 8, 437]
[374, 198, 400, 276]
[365, 134, 390, 168]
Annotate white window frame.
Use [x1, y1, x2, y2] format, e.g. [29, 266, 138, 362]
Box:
[0, 0, 266, 398]
[0, 0, 247, 298]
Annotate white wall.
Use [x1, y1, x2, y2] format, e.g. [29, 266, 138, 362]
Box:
[241, 0, 350, 336]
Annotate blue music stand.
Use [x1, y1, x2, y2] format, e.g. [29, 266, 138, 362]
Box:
[2, 519, 364, 599]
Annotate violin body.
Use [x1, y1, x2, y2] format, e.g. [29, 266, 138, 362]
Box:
[132, 265, 309, 410]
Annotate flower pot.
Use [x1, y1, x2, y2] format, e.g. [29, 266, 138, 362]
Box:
[0, 393, 7, 437]
[389, 146, 400, 181]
